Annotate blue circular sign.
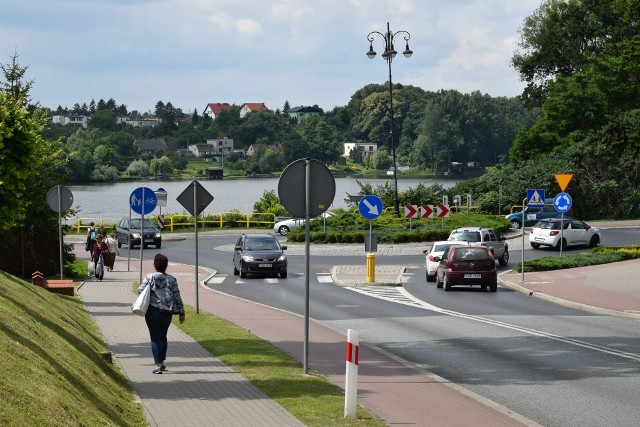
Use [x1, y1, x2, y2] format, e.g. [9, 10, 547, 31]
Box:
[358, 195, 383, 220]
[130, 187, 157, 215]
[554, 192, 572, 213]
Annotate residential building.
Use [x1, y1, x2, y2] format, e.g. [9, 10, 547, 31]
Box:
[135, 139, 168, 155]
[343, 142, 378, 157]
[246, 144, 282, 157]
[203, 103, 232, 119]
[51, 114, 88, 128]
[206, 137, 234, 155]
[117, 116, 159, 128]
[239, 102, 269, 118]
[285, 105, 322, 123]
[188, 144, 217, 158]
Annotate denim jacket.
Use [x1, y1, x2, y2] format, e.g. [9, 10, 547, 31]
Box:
[138, 272, 184, 315]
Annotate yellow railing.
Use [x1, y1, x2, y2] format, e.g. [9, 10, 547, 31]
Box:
[69, 212, 277, 233]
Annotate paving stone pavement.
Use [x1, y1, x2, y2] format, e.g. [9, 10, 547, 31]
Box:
[78, 272, 304, 427]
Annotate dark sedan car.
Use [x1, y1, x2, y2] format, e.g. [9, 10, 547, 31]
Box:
[435, 245, 497, 292]
[115, 218, 162, 249]
[233, 234, 287, 278]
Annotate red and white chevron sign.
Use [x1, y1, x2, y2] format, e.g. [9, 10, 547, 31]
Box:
[437, 204, 450, 217]
[404, 205, 419, 219]
[420, 204, 434, 218]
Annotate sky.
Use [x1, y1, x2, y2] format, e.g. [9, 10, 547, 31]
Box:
[0, 0, 542, 115]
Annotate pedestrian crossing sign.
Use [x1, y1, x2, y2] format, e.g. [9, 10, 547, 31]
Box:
[527, 189, 545, 207]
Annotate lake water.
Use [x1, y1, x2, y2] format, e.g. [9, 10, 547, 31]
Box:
[67, 177, 460, 220]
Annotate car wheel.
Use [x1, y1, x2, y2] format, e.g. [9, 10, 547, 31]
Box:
[156, 242, 161, 249]
[278, 226, 290, 236]
[498, 249, 509, 266]
[436, 274, 443, 288]
[589, 235, 600, 247]
[240, 263, 247, 278]
[530, 243, 540, 249]
[555, 238, 567, 250]
[426, 273, 435, 282]
[444, 276, 452, 291]
[233, 263, 239, 275]
[490, 282, 497, 292]
[510, 221, 521, 229]
[280, 271, 288, 279]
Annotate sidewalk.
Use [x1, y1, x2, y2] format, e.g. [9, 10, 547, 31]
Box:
[76, 252, 304, 427]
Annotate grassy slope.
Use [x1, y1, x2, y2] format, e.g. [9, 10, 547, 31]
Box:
[0, 271, 146, 426]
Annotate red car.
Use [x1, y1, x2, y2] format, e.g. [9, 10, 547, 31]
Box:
[435, 245, 497, 292]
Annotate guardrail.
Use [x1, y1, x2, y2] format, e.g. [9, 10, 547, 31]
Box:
[67, 212, 277, 233]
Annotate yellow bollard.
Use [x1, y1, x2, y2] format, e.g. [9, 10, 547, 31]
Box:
[366, 253, 375, 283]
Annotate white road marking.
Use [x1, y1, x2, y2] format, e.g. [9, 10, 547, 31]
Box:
[348, 286, 640, 363]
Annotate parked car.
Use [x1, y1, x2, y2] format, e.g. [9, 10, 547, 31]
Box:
[423, 241, 468, 282]
[434, 245, 497, 292]
[273, 211, 336, 236]
[529, 218, 601, 250]
[447, 226, 510, 266]
[505, 198, 566, 229]
[233, 234, 288, 278]
[115, 218, 161, 249]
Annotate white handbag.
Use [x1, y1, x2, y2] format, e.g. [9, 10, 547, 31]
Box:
[132, 283, 151, 316]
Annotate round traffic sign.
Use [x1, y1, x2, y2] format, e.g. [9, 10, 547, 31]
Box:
[46, 186, 74, 213]
[359, 195, 383, 219]
[554, 192, 572, 213]
[130, 187, 157, 215]
[278, 159, 335, 218]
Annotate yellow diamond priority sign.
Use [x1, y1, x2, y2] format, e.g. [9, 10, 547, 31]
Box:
[555, 174, 573, 192]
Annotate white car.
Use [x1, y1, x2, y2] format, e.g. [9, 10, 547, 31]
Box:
[273, 211, 336, 236]
[423, 241, 468, 282]
[529, 218, 601, 249]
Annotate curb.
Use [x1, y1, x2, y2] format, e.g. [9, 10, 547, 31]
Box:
[498, 271, 640, 321]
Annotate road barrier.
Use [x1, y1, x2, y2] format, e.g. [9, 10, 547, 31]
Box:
[67, 212, 277, 233]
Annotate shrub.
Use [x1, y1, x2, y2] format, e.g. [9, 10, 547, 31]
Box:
[514, 251, 630, 272]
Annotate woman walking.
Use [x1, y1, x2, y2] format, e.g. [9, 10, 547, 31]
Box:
[91, 234, 112, 280]
[105, 232, 119, 271]
[138, 253, 186, 374]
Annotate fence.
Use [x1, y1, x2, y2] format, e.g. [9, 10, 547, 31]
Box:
[68, 212, 277, 233]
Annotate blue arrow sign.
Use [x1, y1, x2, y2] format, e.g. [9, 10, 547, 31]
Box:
[130, 187, 157, 215]
[554, 192, 572, 213]
[359, 195, 383, 220]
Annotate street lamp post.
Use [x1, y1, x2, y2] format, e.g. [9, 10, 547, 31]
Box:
[367, 22, 412, 217]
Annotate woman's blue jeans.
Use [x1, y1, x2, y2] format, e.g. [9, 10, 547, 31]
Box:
[145, 305, 173, 364]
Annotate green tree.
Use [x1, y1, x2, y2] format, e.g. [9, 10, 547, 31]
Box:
[89, 109, 117, 131]
[150, 156, 173, 176]
[0, 51, 33, 107]
[126, 159, 149, 177]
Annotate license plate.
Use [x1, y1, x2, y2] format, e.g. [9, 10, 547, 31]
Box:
[464, 274, 481, 279]
[534, 237, 544, 241]
[258, 263, 272, 268]
[144, 238, 154, 242]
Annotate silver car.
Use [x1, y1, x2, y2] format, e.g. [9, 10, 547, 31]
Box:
[273, 211, 336, 235]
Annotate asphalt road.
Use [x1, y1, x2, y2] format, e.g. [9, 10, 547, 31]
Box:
[149, 228, 640, 426]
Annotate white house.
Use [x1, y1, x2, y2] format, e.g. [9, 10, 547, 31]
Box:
[117, 116, 159, 128]
[239, 102, 269, 118]
[203, 103, 231, 119]
[343, 142, 377, 157]
[51, 114, 88, 128]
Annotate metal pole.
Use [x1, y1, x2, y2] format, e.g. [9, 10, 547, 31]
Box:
[58, 185, 63, 279]
[127, 207, 131, 271]
[522, 197, 526, 282]
[139, 188, 144, 288]
[560, 213, 564, 258]
[386, 22, 399, 217]
[304, 159, 311, 374]
[194, 181, 199, 314]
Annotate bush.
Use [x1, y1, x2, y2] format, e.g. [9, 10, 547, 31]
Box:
[513, 251, 631, 273]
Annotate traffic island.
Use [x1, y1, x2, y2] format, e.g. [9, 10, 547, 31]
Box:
[331, 265, 405, 287]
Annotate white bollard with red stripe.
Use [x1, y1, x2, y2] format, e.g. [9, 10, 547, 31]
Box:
[157, 214, 165, 229]
[344, 329, 359, 418]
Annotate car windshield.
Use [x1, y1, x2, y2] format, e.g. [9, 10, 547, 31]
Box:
[245, 237, 280, 251]
[449, 231, 480, 242]
[453, 247, 491, 261]
[130, 219, 155, 229]
[434, 243, 458, 252]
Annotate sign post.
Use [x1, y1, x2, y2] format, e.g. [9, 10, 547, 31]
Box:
[46, 185, 74, 279]
[177, 181, 214, 314]
[278, 158, 335, 375]
[554, 192, 573, 258]
[359, 195, 383, 283]
[130, 187, 157, 287]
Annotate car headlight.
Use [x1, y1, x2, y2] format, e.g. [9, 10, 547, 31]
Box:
[278, 255, 287, 262]
[132, 233, 141, 239]
[242, 255, 254, 262]
[155, 232, 161, 238]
